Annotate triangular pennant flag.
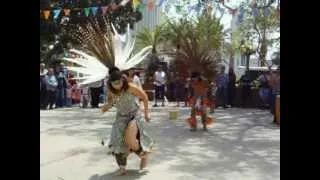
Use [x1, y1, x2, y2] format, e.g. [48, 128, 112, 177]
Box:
[101, 6, 108, 15]
[239, 7, 245, 16]
[53, 9, 61, 20]
[111, 4, 120, 10]
[175, 5, 182, 13]
[253, 7, 259, 17]
[158, 0, 165, 7]
[133, 0, 140, 9]
[264, 7, 270, 16]
[64, 9, 71, 16]
[84, 8, 90, 17]
[90, 7, 98, 16]
[43, 10, 51, 20]
[147, 1, 154, 12]
[139, 3, 146, 12]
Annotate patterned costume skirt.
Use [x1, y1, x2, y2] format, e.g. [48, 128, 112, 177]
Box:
[108, 111, 153, 154]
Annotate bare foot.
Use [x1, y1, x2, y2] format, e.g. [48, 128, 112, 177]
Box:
[114, 168, 127, 176]
[140, 156, 148, 170]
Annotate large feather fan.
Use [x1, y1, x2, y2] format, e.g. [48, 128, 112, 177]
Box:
[62, 18, 152, 86]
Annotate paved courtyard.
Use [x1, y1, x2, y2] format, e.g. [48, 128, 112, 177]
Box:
[40, 103, 280, 180]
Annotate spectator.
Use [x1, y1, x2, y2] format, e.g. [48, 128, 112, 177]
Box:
[55, 66, 67, 108]
[269, 67, 280, 124]
[71, 83, 81, 105]
[153, 66, 167, 107]
[227, 68, 236, 107]
[257, 71, 271, 109]
[81, 86, 90, 108]
[168, 72, 176, 102]
[90, 80, 103, 108]
[184, 78, 191, 107]
[175, 74, 185, 107]
[239, 71, 252, 108]
[133, 71, 142, 89]
[45, 68, 58, 110]
[209, 81, 217, 113]
[40, 63, 48, 109]
[216, 66, 229, 108]
[60, 63, 69, 78]
[65, 83, 72, 107]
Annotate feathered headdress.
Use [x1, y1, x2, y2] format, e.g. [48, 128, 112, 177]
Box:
[62, 18, 152, 86]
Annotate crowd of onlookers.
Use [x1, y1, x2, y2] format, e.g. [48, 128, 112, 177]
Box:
[152, 65, 280, 123]
[40, 63, 106, 110]
[41, 62, 280, 122]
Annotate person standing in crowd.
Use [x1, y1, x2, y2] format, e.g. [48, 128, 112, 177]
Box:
[60, 63, 69, 79]
[90, 80, 103, 108]
[55, 66, 67, 108]
[209, 81, 217, 113]
[257, 71, 271, 109]
[184, 78, 191, 107]
[65, 83, 72, 107]
[168, 72, 176, 102]
[60, 63, 69, 105]
[216, 66, 229, 108]
[40, 63, 48, 109]
[130, 69, 143, 89]
[239, 71, 252, 108]
[269, 67, 280, 124]
[227, 68, 236, 108]
[45, 68, 58, 110]
[71, 82, 81, 105]
[175, 74, 185, 107]
[153, 66, 166, 107]
[81, 86, 90, 108]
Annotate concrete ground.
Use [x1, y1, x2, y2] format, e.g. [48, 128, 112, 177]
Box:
[40, 103, 280, 180]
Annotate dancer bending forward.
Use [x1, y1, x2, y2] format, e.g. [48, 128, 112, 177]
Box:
[102, 68, 153, 175]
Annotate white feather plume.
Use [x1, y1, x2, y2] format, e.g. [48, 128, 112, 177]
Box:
[62, 23, 152, 86]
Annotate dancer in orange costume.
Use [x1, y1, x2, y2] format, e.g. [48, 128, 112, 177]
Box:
[186, 72, 214, 131]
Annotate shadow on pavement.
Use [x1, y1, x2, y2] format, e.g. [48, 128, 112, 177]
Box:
[88, 169, 148, 180]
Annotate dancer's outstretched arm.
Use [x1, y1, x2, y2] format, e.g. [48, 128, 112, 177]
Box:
[128, 83, 150, 122]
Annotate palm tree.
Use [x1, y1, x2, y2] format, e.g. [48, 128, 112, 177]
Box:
[136, 26, 164, 81]
[161, 15, 224, 80]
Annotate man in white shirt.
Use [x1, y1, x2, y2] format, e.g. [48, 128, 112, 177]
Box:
[153, 66, 167, 107]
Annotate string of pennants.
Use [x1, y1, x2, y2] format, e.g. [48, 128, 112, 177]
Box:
[40, 0, 279, 22]
[40, 0, 166, 20]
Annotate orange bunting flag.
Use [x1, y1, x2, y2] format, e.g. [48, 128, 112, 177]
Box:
[43, 10, 50, 20]
[64, 9, 71, 16]
[147, 1, 154, 12]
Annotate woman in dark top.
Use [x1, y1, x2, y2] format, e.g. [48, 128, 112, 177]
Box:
[227, 68, 236, 107]
[239, 71, 252, 108]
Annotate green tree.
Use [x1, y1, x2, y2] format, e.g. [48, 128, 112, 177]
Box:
[236, 0, 280, 66]
[136, 26, 164, 79]
[161, 15, 224, 80]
